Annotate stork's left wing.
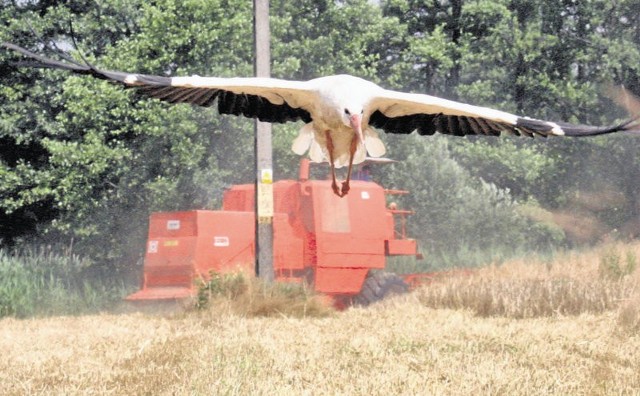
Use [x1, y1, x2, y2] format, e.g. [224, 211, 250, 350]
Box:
[368, 88, 638, 138]
[2, 42, 313, 124]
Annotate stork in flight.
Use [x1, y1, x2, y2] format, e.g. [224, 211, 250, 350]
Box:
[3, 42, 638, 197]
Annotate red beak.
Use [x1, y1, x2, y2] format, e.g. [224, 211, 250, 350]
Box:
[350, 114, 364, 144]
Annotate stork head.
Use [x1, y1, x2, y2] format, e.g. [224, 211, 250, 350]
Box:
[343, 107, 364, 143]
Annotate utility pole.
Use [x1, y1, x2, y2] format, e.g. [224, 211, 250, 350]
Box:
[253, 0, 274, 281]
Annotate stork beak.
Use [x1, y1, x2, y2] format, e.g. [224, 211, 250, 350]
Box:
[350, 114, 364, 144]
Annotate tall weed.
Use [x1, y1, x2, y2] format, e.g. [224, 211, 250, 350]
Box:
[599, 247, 637, 280]
[0, 246, 130, 318]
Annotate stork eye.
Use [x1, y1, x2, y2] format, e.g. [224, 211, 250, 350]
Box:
[344, 109, 350, 115]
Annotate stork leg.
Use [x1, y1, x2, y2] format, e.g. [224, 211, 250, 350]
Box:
[341, 134, 359, 196]
[325, 130, 342, 197]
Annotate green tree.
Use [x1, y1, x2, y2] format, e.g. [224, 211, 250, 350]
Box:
[382, 0, 463, 95]
[0, 1, 140, 244]
[4, 0, 640, 275]
[1, 0, 256, 263]
[382, 0, 640, 243]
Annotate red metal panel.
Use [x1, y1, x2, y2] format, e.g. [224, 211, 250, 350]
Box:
[273, 213, 304, 270]
[192, 211, 255, 276]
[386, 239, 418, 256]
[145, 237, 196, 259]
[321, 253, 385, 269]
[273, 180, 300, 215]
[303, 231, 317, 267]
[319, 187, 351, 233]
[311, 180, 390, 271]
[148, 211, 198, 237]
[125, 286, 193, 301]
[384, 212, 395, 240]
[222, 184, 254, 212]
[314, 267, 368, 294]
[223, 180, 302, 215]
[346, 181, 389, 239]
[143, 236, 196, 289]
[319, 234, 383, 255]
[142, 265, 193, 288]
[136, 211, 256, 295]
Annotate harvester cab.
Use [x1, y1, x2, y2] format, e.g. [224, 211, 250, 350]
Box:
[126, 159, 421, 306]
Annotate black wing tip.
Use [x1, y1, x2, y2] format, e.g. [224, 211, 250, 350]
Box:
[3, 41, 93, 73]
[516, 116, 640, 137]
[558, 117, 640, 137]
[2, 41, 161, 86]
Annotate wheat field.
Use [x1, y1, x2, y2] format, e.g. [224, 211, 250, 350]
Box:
[1, 244, 639, 395]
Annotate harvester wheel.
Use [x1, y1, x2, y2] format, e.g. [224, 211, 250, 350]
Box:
[354, 270, 408, 306]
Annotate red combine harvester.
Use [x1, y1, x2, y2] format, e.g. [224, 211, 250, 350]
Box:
[126, 159, 423, 306]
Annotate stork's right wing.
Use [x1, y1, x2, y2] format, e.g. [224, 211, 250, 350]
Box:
[3, 42, 314, 124]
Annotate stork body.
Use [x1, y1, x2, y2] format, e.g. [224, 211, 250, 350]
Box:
[290, 75, 387, 195]
[3, 42, 637, 197]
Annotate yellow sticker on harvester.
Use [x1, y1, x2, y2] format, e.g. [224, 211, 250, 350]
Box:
[163, 240, 179, 247]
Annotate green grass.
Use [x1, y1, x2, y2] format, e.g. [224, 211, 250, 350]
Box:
[0, 246, 132, 318]
[599, 246, 638, 280]
[386, 243, 557, 275]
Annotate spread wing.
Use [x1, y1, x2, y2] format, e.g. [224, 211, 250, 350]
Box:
[368, 89, 638, 138]
[2, 42, 313, 124]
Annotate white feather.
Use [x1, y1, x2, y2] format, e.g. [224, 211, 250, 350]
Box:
[291, 123, 314, 155]
[363, 128, 386, 157]
[353, 143, 368, 165]
[308, 139, 325, 163]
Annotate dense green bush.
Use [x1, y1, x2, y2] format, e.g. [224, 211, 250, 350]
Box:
[377, 134, 565, 270]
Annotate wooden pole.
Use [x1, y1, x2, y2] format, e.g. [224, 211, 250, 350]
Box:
[253, 0, 274, 281]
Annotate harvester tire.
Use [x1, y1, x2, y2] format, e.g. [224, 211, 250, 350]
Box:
[354, 270, 408, 306]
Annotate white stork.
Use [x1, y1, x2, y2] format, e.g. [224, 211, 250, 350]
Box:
[3, 42, 637, 197]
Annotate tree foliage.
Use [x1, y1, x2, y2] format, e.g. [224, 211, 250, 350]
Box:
[2, 0, 640, 270]
[383, 0, 640, 245]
